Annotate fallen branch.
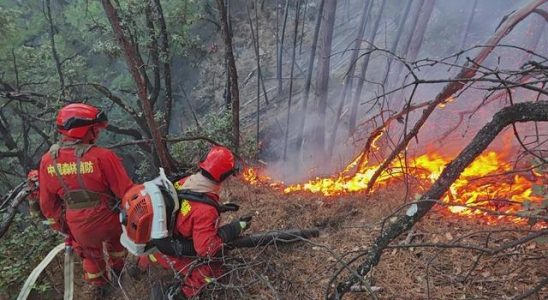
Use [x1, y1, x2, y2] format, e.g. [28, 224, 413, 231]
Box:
[0, 183, 31, 239]
[328, 100, 548, 299]
[512, 276, 548, 300]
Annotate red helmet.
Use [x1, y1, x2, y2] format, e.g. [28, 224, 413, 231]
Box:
[27, 169, 39, 181]
[56, 103, 108, 139]
[199, 146, 237, 182]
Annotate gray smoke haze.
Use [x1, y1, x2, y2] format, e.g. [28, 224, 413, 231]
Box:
[247, 0, 547, 184]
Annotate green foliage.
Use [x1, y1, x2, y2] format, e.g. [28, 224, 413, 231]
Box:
[0, 214, 61, 298]
[170, 110, 259, 169]
[171, 111, 233, 167]
[0, 0, 208, 192]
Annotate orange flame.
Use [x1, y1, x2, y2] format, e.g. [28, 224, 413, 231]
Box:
[243, 150, 546, 226]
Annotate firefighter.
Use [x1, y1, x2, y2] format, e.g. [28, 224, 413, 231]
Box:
[39, 103, 133, 296]
[137, 146, 251, 298]
[26, 170, 43, 219]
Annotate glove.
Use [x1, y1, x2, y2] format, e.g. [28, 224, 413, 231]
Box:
[218, 217, 252, 243]
[239, 216, 253, 232]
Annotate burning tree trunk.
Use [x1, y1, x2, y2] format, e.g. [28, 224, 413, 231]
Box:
[329, 100, 548, 299]
[363, 0, 547, 193]
[347, 0, 387, 136]
[311, 0, 337, 156]
[101, 0, 175, 174]
[216, 0, 241, 153]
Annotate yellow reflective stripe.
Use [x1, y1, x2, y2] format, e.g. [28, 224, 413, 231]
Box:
[204, 277, 214, 284]
[148, 254, 157, 263]
[174, 181, 184, 191]
[85, 270, 105, 280]
[180, 200, 191, 216]
[46, 218, 56, 224]
[108, 250, 126, 258]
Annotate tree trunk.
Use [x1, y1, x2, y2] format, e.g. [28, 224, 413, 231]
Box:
[380, 0, 413, 87]
[405, 0, 436, 62]
[347, 0, 387, 136]
[519, 12, 546, 63]
[216, 0, 240, 152]
[150, 0, 174, 135]
[386, 0, 424, 90]
[277, 0, 290, 95]
[363, 0, 547, 194]
[296, 0, 326, 156]
[144, 5, 161, 105]
[101, 0, 174, 174]
[388, 0, 434, 110]
[312, 0, 337, 156]
[326, 0, 371, 157]
[299, 0, 308, 54]
[247, 0, 262, 145]
[283, 0, 301, 160]
[330, 101, 548, 299]
[458, 0, 479, 50]
[45, 0, 65, 97]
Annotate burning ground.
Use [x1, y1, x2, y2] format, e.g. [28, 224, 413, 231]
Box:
[244, 147, 547, 228]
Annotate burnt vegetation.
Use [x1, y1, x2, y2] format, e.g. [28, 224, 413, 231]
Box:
[0, 0, 547, 299]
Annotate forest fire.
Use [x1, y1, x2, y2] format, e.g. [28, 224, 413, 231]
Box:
[243, 150, 546, 226]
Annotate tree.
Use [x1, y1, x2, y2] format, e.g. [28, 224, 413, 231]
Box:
[101, 0, 175, 173]
[283, 0, 302, 160]
[347, 0, 387, 136]
[405, 0, 436, 63]
[311, 0, 337, 156]
[362, 0, 546, 194]
[216, 0, 240, 153]
[295, 0, 326, 157]
[327, 0, 372, 157]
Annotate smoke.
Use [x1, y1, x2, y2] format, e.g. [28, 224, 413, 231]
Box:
[244, 0, 546, 182]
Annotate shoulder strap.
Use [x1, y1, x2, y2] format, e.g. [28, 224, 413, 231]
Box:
[48, 142, 113, 205]
[74, 144, 94, 158]
[177, 189, 220, 213]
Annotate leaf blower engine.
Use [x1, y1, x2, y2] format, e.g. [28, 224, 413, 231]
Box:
[119, 168, 179, 256]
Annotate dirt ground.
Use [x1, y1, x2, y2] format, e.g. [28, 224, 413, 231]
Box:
[25, 178, 546, 300]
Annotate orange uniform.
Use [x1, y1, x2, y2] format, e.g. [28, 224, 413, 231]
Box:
[40, 143, 133, 285]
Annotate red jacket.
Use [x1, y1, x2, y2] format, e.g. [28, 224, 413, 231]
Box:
[39, 145, 133, 232]
[173, 178, 224, 257]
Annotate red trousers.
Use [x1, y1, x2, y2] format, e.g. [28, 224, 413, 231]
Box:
[69, 210, 126, 286]
[140, 253, 223, 297]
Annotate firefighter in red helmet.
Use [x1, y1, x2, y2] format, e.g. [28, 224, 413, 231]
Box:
[39, 103, 133, 295]
[139, 146, 251, 298]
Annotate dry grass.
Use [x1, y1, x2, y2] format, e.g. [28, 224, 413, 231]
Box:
[31, 179, 546, 299]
